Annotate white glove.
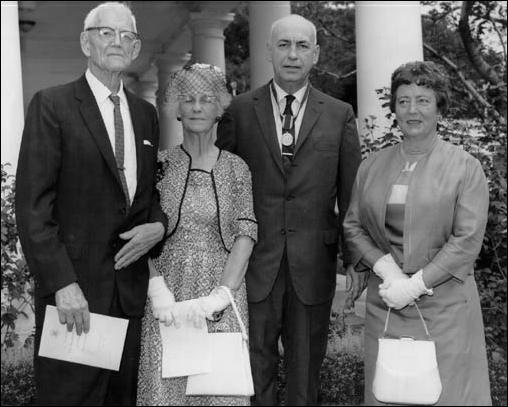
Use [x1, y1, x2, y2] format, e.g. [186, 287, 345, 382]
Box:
[187, 286, 231, 324]
[379, 270, 433, 309]
[186, 299, 207, 328]
[373, 253, 408, 284]
[147, 276, 177, 326]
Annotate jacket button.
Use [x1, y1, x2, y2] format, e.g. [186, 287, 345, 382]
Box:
[280, 229, 286, 235]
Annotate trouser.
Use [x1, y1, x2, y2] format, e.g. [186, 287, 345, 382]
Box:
[248, 250, 333, 406]
[34, 286, 142, 406]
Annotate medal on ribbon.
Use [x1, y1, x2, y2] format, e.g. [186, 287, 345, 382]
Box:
[282, 132, 293, 146]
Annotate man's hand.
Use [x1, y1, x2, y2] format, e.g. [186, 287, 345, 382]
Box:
[114, 222, 164, 270]
[345, 264, 369, 311]
[55, 282, 90, 335]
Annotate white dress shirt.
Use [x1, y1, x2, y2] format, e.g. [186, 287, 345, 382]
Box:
[270, 80, 309, 152]
[85, 69, 137, 203]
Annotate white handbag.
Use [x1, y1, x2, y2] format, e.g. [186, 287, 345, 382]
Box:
[185, 286, 254, 397]
[372, 304, 442, 405]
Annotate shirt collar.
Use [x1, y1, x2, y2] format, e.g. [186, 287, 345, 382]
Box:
[272, 80, 308, 107]
[85, 69, 127, 105]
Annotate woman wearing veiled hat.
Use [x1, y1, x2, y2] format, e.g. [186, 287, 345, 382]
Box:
[137, 63, 257, 406]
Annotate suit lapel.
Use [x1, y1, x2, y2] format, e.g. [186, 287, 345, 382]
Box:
[253, 84, 285, 175]
[125, 89, 144, 186]
[294, 87, 322, 157]
[75, 76, 122, 186]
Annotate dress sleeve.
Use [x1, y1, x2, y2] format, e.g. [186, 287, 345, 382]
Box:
[424, 157, 489, 281]
[232, 161, 258, 243]
[343, 159, 386, 271]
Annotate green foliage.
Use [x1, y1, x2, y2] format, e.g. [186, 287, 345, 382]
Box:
[292, 1, 357, 109]
[422, 1, 507, 121]
[1, 359, 36, 406]
[319, 352, 364, 406]
[457, 119, 507, 355]
[490, 354, 508, 407]
[276, 350, 364, 406]
[224, 1, 251, 95]
[1, 163, 34, 349]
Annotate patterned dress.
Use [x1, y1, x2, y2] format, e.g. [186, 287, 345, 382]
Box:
[137, 146, 257, 406]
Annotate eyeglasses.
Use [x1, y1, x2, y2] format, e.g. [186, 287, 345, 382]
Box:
[86, 26, 140, 44]
[178, 94, 218, 106]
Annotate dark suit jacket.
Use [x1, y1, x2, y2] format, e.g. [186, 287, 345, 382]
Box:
[217, 83, 362, 305]
[15, 75, 167, 318]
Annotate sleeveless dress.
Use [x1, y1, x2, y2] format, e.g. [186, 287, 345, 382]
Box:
[137, 161, 252, 405]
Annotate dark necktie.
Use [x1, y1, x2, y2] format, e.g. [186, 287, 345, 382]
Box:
[109, 94, 130, 208]
[281, 94, 296, 171]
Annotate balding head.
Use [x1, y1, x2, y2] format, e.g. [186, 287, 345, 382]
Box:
[266, 14, 319, 93]
[269, 14, 317, 48]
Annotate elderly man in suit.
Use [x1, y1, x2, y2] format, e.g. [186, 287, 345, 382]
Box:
[15, 2, 167, 405]
[217, 14, 362, 406]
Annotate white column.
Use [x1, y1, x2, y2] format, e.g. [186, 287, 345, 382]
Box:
[1, 1, 24, 173]
[128, 80, 158, 107]
[248, 1, 291, 89]
[154, 52, 191, 150]
[188, 12, 234, 73]
[356, 1, 423, 139]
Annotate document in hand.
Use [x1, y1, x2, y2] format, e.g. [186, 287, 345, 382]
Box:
[38, 305, 128, 371]
[159, 300, 211, 378]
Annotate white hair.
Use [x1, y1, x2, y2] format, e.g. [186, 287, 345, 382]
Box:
[83, 2, 137, 32]
[268, 14, 317, 47]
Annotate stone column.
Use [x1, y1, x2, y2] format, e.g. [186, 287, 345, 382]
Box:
[248, 1, 291, 89]
[154, 52, 191, 150]
[1, 1, 24, 173]
[129, 80, 158, 107]
[188, 11, 234, 73]
[356, 1, 423, 139]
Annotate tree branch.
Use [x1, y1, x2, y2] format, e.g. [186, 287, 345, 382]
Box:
[487, 14, 507, 63]
[317, 18, 350, 43]
[313, 66, 356, 80]
[458, 1, 503, 86]
[423, 42, 493, 110]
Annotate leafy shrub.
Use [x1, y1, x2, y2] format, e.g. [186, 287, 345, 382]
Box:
[1, 359, 36, 406]
[1, 164, 34, 349]
[319, 352, 364, 406]
[490, 355, 508, 406]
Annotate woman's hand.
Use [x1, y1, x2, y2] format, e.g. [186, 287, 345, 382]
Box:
[147, 276, 177, 326]
[373, 253, 408, 284]
[379, 270, 433, 309]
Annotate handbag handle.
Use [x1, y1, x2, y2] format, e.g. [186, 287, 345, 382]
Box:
[382, 303, 432, 340]
[218, 286, 249, 343]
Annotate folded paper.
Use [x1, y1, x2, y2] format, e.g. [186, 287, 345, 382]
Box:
[38, 305, 128, 371]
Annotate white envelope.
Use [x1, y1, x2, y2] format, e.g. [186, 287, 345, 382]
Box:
[38, 305, 128, 371]
[159, 300, 211, 378]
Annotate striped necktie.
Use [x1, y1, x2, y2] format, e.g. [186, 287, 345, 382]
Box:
[109, 94, 130, 209]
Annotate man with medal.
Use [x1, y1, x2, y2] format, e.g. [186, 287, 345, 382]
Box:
[217, 14, 362, 406]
